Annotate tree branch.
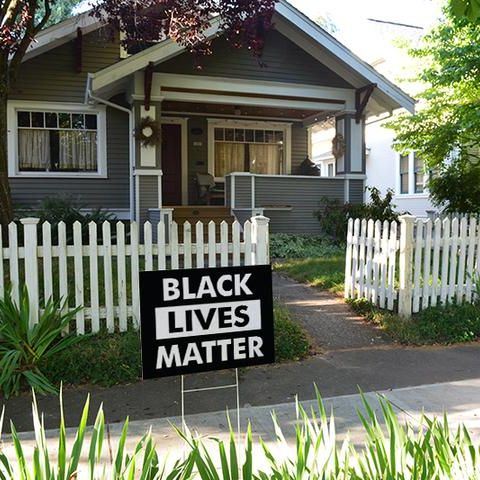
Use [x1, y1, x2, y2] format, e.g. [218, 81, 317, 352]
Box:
[9, 0, 52, 82]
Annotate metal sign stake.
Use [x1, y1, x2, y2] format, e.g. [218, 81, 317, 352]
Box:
[181, 368, 241, 443]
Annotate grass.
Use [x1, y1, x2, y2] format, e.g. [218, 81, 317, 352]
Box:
[349, 298, 480, 345]
[274, 256, 346, 294]
[42, 303, 310, 388]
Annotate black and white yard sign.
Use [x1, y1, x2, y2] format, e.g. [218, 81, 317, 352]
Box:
[139, 265, 274, 379]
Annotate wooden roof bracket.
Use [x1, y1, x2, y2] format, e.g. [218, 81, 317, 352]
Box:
[355, 83, 376, 123]
[75, 27, 83, 73]
[144, 62, 155, 111]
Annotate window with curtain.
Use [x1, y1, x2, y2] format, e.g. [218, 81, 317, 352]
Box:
[214, 127, 284, 177]
[399, 154, 409, 194]
[17, 110, 98, 173]
[414, 154, 425, 193]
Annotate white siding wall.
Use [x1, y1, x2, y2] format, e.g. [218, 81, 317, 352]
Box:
[365, 121, 437, 217]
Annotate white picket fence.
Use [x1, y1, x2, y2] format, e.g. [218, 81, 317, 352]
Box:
[0, 216, 270, 334]
[344, 215, 480, 318]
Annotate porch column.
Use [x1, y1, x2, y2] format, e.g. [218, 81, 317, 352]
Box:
[334, 113, 366, 203]
[133, 99, 164, 224]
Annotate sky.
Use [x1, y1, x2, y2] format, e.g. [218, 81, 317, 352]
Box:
[288, 0, 444, 60]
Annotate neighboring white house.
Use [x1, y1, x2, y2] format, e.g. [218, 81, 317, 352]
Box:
[311, 20, 438, 217]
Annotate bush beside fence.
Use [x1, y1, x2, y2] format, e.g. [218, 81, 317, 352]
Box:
[0, 216, 270, 335]
[345, 215, 480, 318]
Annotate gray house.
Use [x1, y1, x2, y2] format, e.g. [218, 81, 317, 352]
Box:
[8, 1, 414, 234]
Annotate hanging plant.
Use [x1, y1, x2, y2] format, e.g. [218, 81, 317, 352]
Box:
[135, 116, 161, 147]
[332, 133, 345, 159]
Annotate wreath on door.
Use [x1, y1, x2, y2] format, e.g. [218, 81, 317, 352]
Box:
[332, 133, 345, 159]
[135, 116, 161, 147]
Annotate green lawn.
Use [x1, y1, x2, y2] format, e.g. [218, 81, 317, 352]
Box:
[273, 256, 346, 294]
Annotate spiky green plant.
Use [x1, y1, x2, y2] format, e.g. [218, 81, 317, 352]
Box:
[2, 389, 480, 479]
[0, 287, 85, 397]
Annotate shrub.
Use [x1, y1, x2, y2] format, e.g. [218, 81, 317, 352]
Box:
[316, 187, 406, 241]
[0, 288, 85, 398]
[349, 298, 480, 345]
[41, 304, 310, 388]
[273, 303, 310, 361]
[17, 194, 116, 243]
[3, 390, 480, 479]
[270, 233, 344, 259]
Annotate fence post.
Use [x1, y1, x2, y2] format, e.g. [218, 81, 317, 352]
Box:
[398, 215, 415, 319]
[21, 217, 40, 326]
[252, 215, 270, 265]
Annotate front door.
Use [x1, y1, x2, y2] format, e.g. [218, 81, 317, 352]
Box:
[161, 123, 182, 206]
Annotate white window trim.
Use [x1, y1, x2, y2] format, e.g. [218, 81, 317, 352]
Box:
[7, 100, 107, 179]
[396, 152, 428, 196]
[207, 118, 292, 181]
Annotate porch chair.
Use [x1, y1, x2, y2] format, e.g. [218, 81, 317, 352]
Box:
[196, 172, 224, 205]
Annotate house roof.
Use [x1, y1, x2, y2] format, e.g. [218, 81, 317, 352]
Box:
[25, 1, 415, 115]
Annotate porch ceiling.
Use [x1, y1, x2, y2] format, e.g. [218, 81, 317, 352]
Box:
[162, 100, 326, 121]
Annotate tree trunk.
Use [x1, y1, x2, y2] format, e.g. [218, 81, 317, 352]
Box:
[0, 54, 13, 227]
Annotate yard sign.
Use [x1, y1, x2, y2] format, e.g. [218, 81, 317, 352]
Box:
[139, 265, 274, 379]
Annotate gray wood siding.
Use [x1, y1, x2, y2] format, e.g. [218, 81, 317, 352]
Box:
[157, 30, 353, 88]
[254, 176, 345, 234]
[11, 29, 120, 103]
[349, 179, 365, 204]
[291, 124, 308, 173]
[139, 176, 158, 225]
[11, 107, 130, 211]
[234, 176, 252, 209]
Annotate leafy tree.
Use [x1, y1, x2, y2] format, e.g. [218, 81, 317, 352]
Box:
[0, 0, 277, 227]
[0, 0, 82, 227]
[389, 8, 480, 213]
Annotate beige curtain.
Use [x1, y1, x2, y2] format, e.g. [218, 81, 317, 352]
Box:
[18, 130, 50, 170]
[59, 131, 97, 171]
[215, 143, 245, 177]
[249, 144, 281, 174]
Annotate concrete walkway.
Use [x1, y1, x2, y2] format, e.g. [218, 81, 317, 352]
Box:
[4, 378, 480, 474]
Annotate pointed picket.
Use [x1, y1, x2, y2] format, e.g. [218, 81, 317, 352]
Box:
[130, 222, 140, 327]
[447, 217, 459, 302]
[430, 219, 442, 307]
[365, 220, 374, 301]
[183, 222, 192, 269]
[144, 222, 153, 271]
[220, 221, 229, 267]
[422, 219, 433, 309]
[88, 222, 100, 333]
[195, 221, 205, 268]
[243, 221, 252, 266]
[170, 221, 179, 269]
[208, 221, 216, 268]
[465, 217, 477, 303]
[73, 221, 85, 334]
[232, 221, 241, 267]
[8, 222, 19, 305]
[440, 218, 451, 305]
[117, 222, 128, 332]
[412, 220, 424, 314]
[371, 220, 382, 305]
[386, 220, 398, 311]
[358, 219, 367, 297]
[378, 220, 389, 309]
[102, 221, 114, 332]
[57, 222, 68, 314]
[42, 221, 53, 306]
[157, 221, 166, 270]
[351, 219, 361, 298]
[456, 217, 468, 303]
[344, 219, 354, 299]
